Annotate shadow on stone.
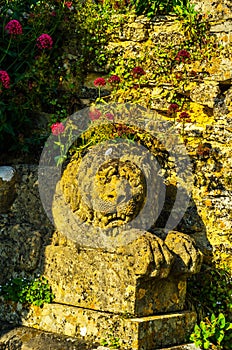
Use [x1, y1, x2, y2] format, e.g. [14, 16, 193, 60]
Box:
[0, 134, 210, 349]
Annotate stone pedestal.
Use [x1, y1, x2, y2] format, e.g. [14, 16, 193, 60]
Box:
[35, 229, 201, 349]
[0, 229, 201, 349]
[43, 231, 189, 316]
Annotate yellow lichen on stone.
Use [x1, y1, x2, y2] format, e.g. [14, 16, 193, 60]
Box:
[188, 102, 214, 127]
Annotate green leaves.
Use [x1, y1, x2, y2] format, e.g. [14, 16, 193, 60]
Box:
[188, 265, 232, 349]
[0, 276, 55, 307]
[134, 0, 189, 17]
[100, 333, 121, 349]
[190, 313, 232, 350]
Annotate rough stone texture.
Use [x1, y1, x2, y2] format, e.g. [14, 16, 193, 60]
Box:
[0, 302, 197, 350]
[0, 323, 98, 350]
[0, 223, 41, 284]
[0, 166, 18, 214]
[0, 161, 202, 349]
[189, 82, 220, 109]
[225, 86, 232, 111]
[97, 2, 232, 269]
[60, 151, 148, 229]
[55, 138, 167, 241]
[42, 230, 201, 316]
[0, 165, 53, 284]
[165, 232, 203, 275]
[104, 0, 232, 111]
[191, 0, 232, 21]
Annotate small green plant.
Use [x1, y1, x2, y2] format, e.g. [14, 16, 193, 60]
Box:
[134, 0, 188, 17]
[187, 265, 232, 319]
[0, 276, 55, 307]
[174, 2, 210, 45]
[187, 264, 232, 349]
[100, 333, 121, 349]
[190, 313, 232, 350]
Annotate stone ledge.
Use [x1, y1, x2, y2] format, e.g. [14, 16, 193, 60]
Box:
[0, 322, 98, 350]
[0, 301, 196, 350]
[0, 322, 200, 350]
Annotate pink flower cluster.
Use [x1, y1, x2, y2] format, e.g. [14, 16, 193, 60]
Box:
[93, 77, 106, 87]
[89, 108, 101, 121]
[64, 1, 73, 8]
[36, 34, 53, 50]
[5, 20, 23, 35]
[131, 66, 146, 78]
[177, 111, 191, 123]
[0, 70, 10, 89]
[108, 75, 120, 85]
[51, 122, 65, 135]
[89, 109, 114, 121]
[168, 103, 179, 112]
[168, 103, 179, 116]
[176, 50, 191, 63]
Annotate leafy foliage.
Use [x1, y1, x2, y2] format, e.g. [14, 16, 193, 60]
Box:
[133, 0, 188, 17]
[190, 313, 232, 350]
[0, 276, 55, 307]
[188, 265, 232, 349]
[100, 332, 121, 349]
[0, 0, 83, 153]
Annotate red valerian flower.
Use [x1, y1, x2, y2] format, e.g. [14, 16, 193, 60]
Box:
[36, 34, 53, 50]
[108, 75, 120, 85]
[0, 70, 10, 89]
[168, 103, 179, 118]
[176, 50, 191, 63]
[177, 112, 191, 123]
[105, 113, 114, 120]
[51, 122, 65, 135]
[131, 66, 146, 78]
[89, 108, 101, 121]
[64, 1, 72, 8]
[168, 103, 179, 112]
[5, 20, 23, 35]
[93, 77, 106, 87]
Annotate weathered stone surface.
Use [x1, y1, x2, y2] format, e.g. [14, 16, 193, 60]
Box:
[0, 323, 98, 350]
[42, 230, 190, 316]
[191, 0, 232, 21]
[225, 86, 232, 111]
[149, 19, 184, 46]
[54, 139, 166, 248]
[11, 165, 52, 231]
[0, 166, 18, 213]
[0, 165, 53, 284]
[165, 232, 203, 275]
[61, 156, 147, 229]
[204, 57, 232, 82]
[110, 14, 150, 42]
[190, 81, 220, 108]
[0, 223, 42, 284]
[0, 302, 197, 350]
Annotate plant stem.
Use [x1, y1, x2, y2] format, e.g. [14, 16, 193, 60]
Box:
[0, 35, 12, 65]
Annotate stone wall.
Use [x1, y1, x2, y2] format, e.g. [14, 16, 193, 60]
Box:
[97, 0, 232, 267]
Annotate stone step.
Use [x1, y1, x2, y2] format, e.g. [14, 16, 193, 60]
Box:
[0, 323, 200, 350]
[0, 301, 197, 350]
